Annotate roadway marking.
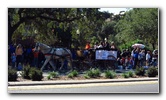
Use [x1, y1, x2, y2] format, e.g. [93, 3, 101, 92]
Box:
[8, 81, 158, 91]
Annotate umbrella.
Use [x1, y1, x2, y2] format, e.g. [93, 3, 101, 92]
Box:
[132, 43, 145, 49]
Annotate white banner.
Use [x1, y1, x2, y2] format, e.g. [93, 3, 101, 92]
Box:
[95, 50, 117, 60]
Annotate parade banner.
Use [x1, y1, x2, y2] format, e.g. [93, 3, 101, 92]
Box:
[95, 50, 117, 60]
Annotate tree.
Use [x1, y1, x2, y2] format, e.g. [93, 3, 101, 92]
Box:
[8, 8, 85, 45]
[115, 8, 158, 50]
[8, 8, 104, 49]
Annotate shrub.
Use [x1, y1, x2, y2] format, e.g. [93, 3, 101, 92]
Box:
[84, 74, 90, 79]
[29, 67, 43, 81]
[68, 73, 74, 78]
[122, 72, 130, 78]
[135, 67, 145, 76]
[47, 75, 51, 80]
[104, 70, 116, 79]
[67, 70, 78, 78]
[72, 70, 78, 77]
[47, 72, 59, 80]
[21, 65, 31, 79]
[85, 68, 101, 78]
[128, 71, 134, 77]
[147, 67, 158, 77]
[8, 69, 18, 81]
[49, 72, 59, 78]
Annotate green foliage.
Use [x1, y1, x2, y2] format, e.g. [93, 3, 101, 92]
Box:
[101, 21, 117, 40]
[84, 74, 90, 79]
[122, 72, 130, 78]
[104, 70, 116, 79]
[115, 8, 158, 50]
[135, 67, 145, 76]
[128, 71, 134, 77]
[29, 67, 43, 81]
[122, 71, 134, 78]
[147, 67, 158, 77]
[85, 68, 101, 78]
[9, 8, 104, 47]
[67, 70, 78, 78]
[118, 39, 143, 50]
[47, 75, 51, 80]
[48, 72, 59, 79]
[67, 73, 74, 78]
[8, 69, 18, 81]
[21, 65, 31, 79]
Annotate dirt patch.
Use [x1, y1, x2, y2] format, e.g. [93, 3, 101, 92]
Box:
[16, 74, 155, 82]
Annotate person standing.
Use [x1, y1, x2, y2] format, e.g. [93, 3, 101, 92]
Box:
[32, 47, 39, 68]
[94, 42, 99, 49]
[11, 53, 16, 69]
[83, 42, 91, 57]
[15, 44, 23, 70]
[146, 51, 151, 67]
[110, 41, 117, 50]
[133, 48, 140, 69]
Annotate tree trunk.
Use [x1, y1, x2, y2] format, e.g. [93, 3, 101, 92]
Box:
[8, 15, 14, 45]
[152, 43, 155, 50]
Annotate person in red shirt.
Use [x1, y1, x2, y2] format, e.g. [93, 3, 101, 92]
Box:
[85, 42, 90, 50]
[32, 47, 39, 68]
[83, 42, 91, 57]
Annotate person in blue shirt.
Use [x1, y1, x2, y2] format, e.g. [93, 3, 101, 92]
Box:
[133, 48, 140, 69]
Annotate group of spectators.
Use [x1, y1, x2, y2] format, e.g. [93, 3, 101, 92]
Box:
[82, 41, 158, 70]
[8, 41, 158, 71]
[8, 44, 45, 70]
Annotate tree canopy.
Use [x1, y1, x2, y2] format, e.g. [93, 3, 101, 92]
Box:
[8, 8, 158, 50]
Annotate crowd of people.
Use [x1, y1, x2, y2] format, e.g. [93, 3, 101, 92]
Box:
[8, 44, 45, 70]
[81, 41, 158, 70]
[8, 41, 158, 71]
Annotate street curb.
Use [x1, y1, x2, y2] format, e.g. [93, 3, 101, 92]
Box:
[8, 78, 158, 86]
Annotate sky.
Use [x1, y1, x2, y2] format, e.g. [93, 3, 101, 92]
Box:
[99, 8, 132, 14]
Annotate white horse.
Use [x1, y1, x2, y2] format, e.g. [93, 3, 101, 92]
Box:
[35, 42, 72, 71]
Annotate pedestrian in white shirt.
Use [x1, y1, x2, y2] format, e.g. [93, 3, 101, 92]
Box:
[146, 51, 151, 66]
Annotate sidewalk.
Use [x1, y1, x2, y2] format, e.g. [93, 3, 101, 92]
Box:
[8, 77, 158, 86]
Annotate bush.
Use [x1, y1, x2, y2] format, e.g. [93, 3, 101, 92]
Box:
[85, 68, 101, 78]
[72, 70, 78, 77]
[68, 73, 74, 78]
[135, 67, 145, 76]
[47, 75, 51, 80]
[47, 72, 59, 80]
[84, 74, 90, 79]
[67, 70, 78, 78]
[21, 65, 31, 79]
[29, 67, 43, 81]
[147, 67, 158, 77]
[49, 72, 59, 78]
[122, 72, 130, 78]
[128, 71, 134, 77]
[8, 69, 18, 81]
[104, 70, 116, 79]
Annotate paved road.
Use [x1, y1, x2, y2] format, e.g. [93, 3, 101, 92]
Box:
[8, 81, 159, 93]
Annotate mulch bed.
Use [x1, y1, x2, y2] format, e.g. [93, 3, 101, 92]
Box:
[15, 74, 154, 82]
